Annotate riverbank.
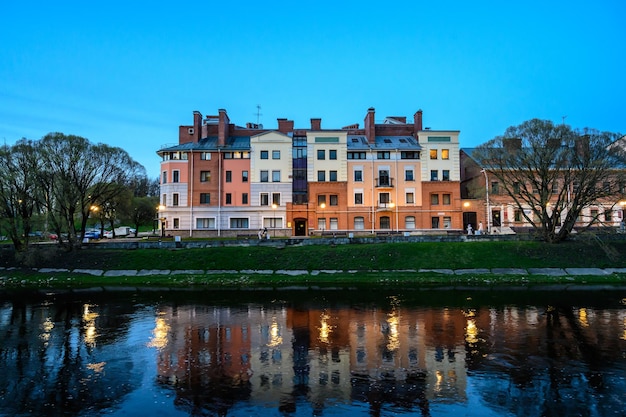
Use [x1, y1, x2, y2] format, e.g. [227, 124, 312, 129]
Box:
[1, 239, 625, 289]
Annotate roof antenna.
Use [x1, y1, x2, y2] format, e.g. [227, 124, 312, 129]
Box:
[256, 105, 262, 125]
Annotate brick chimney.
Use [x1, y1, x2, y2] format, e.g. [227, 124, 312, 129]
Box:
[311, 118, 321, 131]
[218, 109, 230, 147]
[365, 107, 375, 144]
[413, 109, 423, 134]
[277, 118, 294, 134]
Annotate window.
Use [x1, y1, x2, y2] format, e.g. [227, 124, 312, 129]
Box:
[443, 217, 451, 228]
[242, 171, 248, 182]
[329, 149, 337, 160]
[196, 218, 215, 229]
[354, 170, 363, 182]
[354, 193, 363, 205]
[406, 192, 414, 204]
[329, 171, 337, 182]
[405, 216, 415, 229]
[354, 217, 365, 230]
[330, 218, 338, 230]
[225, 171, 232, 183]
[272, 170, 281, 182]
[441, 149, 449, 160]
[431, 217, 440, 228]
[604, 209, 612, 221]
[401, 151, 420, 159]
[200, 193, 210, 204]
[318, 218, 326, 230]
[162, 171, 167, 184]
[173, 170, 179, 183]
[603, 182, 611, 193]
[378, 170, 390, 187]
[514, 209, 523, 222]
[443, 194, 451, 205]
[162, 194, 166, 205]
[242, 193, 248, 205]
[260, 193, 269, 206]
[330, 195, 338, 206]
[442, 170, 450, 181]
[317, 195, 326, 206]
[173, 193, 179, 206]
[260, 171, 269, 182]
[317, 171, 326, 181]
[513, 182, 520, 194]
[260, 150, 269, 159]
[430, 149, 437, 159]
[431, 194, 439, 205]
[430, 170, 438, 181]
[377, 151, 390, 159]
[200, 171, 211, 182]
[379, 192, 390, 205]
[380, 216, 391, 229]
[552, 181, 559, 193]
[272, 193, 280, 205]
[317, 149, 325, 160]
[348, 151, 366, 159]
[230, 218, 249, 229]
[173, 218, 180, 229]
[491, 181, 499, 195]
[225, 193, 232, 204]
[272, 150, 280, 159]
[200, 152, 211, 160]
[405, 169, 414, 181]
[573, 181, 580, 193]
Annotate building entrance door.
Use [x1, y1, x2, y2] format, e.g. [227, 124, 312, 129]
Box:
[294, 219, 307, 236]
[463, 212, 477, 232]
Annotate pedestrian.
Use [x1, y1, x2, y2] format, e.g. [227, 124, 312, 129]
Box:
[258, 229, 263, 240]
[263, 227, 268, 240]
[477, 222, 483, 235]
[467, 224, 473, 235]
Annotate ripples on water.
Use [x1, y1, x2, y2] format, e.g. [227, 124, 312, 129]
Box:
[0, 289, 625, 416]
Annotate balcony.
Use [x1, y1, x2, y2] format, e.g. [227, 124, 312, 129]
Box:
[377, 202, 395, 212]
[375, 177, 394, 188]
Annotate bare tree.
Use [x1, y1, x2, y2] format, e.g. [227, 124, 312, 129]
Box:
[472, 119, 626, 243]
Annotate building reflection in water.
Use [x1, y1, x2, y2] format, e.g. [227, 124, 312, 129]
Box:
[1, 292, 625, 416]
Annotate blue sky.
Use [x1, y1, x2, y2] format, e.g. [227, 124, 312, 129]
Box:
[1, 1, 624, 178]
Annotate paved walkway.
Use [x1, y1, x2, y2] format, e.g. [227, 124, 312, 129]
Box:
[18, 267, 626, 277]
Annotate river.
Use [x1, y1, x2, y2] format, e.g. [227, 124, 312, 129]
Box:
[1, 287, 625, 416]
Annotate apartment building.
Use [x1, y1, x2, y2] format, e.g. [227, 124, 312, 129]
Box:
[157, 108, 463, 237]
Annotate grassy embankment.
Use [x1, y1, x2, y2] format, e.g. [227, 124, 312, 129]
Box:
[1, 240, 626, 289]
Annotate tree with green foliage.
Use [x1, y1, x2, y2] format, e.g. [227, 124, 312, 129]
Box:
[0, 140, 42, 251]
[473, 119, 626, 243]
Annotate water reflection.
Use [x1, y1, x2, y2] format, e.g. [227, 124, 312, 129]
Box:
[0, 289, 625, 416]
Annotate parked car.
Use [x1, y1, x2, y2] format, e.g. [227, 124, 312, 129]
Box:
[84, 230, 100, 239]
[103, 230, 113, 239]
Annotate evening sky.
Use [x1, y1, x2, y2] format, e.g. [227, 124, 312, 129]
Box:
[1, 0, 624, 178]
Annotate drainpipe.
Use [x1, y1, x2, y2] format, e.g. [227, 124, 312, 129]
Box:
[481, 169, 491, 234]
[189, 145, 193, 237]
[218, 147, 222, 237]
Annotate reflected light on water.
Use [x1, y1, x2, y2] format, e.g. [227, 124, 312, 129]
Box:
[86, 362, 106, 373]
[386, 312, 399, 351]
[465, 319, 478, 345]
[622, 317, 626, 341]
[318, 312, 332, 344]
[40, 317, 54, 343]
[83, 304, 99, 347]
[148, 313, 171, 350]
[578, 308, 589, 327]
[268, 317, 283, 347]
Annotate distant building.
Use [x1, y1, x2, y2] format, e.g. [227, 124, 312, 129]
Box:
[156, 108, 462, 237]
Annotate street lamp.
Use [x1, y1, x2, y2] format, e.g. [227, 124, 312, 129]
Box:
[271, 203, 277, 237]
[157, 204, 166, 238]
[319, 203, 326, 232]
[480, 169, 491, 234]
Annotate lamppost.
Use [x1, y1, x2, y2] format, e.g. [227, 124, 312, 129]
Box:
[272, 203, 277, 237]
[480, 169, 491, 234]
[157, 204, 166, 238]
[319, 203, 326, 232]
